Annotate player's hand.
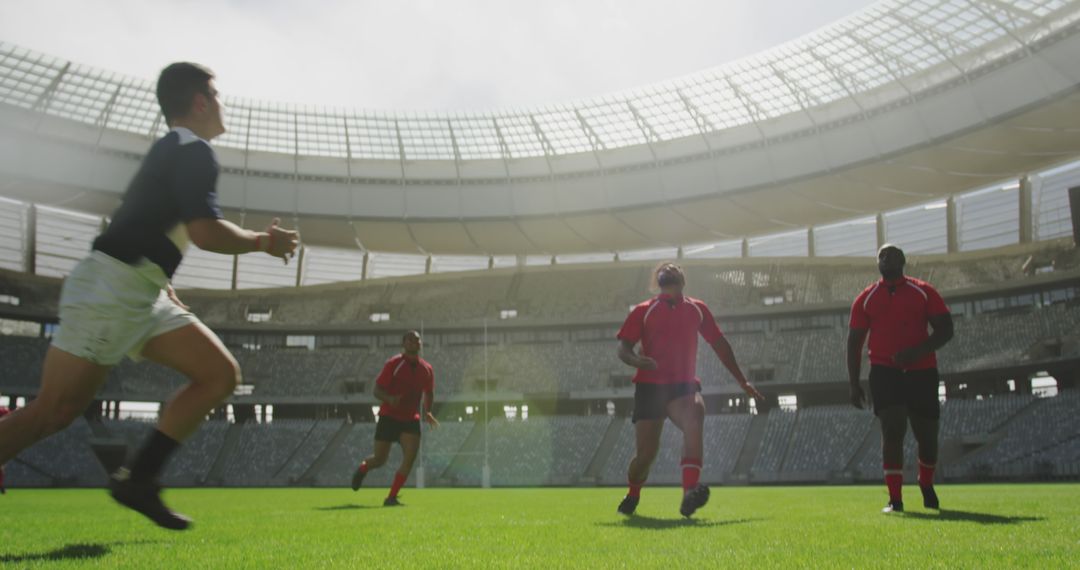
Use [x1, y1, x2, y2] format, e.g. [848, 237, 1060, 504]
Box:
[424, 412, 440, 428]
[636, 356, 659, 370]
[893, 347, 924, 367]
[165, 284, 189, 311]
[850, 383, 867, 409]
[739, 380, 764, 402]
[264, 217, 300, 264]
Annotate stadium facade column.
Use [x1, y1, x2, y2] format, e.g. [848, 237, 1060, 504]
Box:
[239, 110, 252, 292]
[946, 197, 959, 253]
[24, 203, 36, 274]
[425, 255, 432, 275]
[1019, 175, 1033, 244]
[294, 245, 305, 287]
[875, 213, 886, 250]
[741, 238, 749, 258]
[230, 253, 239, 290]
[807, 227, 816, 257]
[361, 251, 369, 280]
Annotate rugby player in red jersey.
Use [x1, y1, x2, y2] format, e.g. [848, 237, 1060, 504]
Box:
[616, 263, 763, 518]
[848, 244, 953, 513]
[351, 331, 438, 506]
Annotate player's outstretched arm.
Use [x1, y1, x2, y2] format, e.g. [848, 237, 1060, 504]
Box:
[846, 327, 868, 409]
[710, 337, 763, 401]
[187, 217, 299, 262]
[617, 339, 657, 370]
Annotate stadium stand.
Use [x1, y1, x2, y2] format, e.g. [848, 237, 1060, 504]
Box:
[4, 389, 1078, 489]
[485, 416, 609, 485]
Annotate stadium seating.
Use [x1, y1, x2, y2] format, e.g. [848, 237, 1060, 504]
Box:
[6, 419, 105, 487]
[4, 389, 1079, 489]
[781, 406, 874, 474]
[485, 416, 610, 485]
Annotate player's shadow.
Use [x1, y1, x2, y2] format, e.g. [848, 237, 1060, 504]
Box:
[0, 540, 156, 564]
[598, 516, 760, 531]
[903, 509, 1044, 525]
[314, 503, 377, 511]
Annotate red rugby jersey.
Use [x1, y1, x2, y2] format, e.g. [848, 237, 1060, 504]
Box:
[850, 276, 950, 370]
[617, 294, 724, 385]
[375, 354, 434, 421]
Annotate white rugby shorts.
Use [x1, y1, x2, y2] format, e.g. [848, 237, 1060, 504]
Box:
[51, 251, 199, 365]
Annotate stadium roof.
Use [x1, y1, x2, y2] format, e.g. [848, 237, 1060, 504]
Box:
[1, 0, 1080, 256]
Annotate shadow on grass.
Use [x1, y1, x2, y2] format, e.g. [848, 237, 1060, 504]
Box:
[0, 540, 157, 564]
[597, 516, 761, 531]
[902, 509, 1044, 525]
[314, 503, 378, 511]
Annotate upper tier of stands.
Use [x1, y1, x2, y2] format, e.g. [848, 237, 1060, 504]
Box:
[1, 240, 1075, 328]
[4, 298, 1076, 399]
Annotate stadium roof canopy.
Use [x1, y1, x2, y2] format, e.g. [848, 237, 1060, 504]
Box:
[1, 0, 1080, 257]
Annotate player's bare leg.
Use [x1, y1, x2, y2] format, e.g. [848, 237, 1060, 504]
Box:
[147, 323, 240, 441]
[353, 440, 391, 491]
[909, 414, 940, 509]
[0, 347, 109, 463]
[668, 392, 709, 517]
[879, 406, 908, 513]
[621, 419, 662, 515]
[110, 322, 240, 531]
[385, 433, 420, 506]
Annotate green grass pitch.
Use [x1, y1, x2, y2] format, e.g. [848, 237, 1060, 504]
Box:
[2, 484, 1077, 568]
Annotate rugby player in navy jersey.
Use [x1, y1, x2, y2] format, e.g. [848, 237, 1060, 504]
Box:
[0, 62, 298, 529]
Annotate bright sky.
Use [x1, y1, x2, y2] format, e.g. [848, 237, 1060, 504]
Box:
[0, 0, 877, 112]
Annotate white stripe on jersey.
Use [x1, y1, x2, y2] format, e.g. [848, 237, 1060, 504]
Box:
[863, 282, 883, 311]
[642, 299, 663, 326]
[904, 280, 929, 300]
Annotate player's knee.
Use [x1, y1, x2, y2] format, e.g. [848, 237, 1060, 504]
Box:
[209, 357, 241, 400]
[690, 401, 705, 423]
[881, 424, 905, 442]
[635, 448, 659, 466]
[878, 409, 907, 440]
[40, 402, 81, 436]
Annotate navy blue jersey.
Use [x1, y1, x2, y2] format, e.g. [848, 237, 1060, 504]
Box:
[92, 127, 224, 278]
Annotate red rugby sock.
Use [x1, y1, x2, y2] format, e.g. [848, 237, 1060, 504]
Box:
[388, 472, 407, 499]
[680, 457, 702, 493]
[918, 460, 936, 488]
[883, 463, 903, 502]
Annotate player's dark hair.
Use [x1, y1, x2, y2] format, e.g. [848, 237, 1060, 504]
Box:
[156, 62, 215, 126]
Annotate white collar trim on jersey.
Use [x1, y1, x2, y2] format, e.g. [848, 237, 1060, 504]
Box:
[171, 126, 205, 146]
